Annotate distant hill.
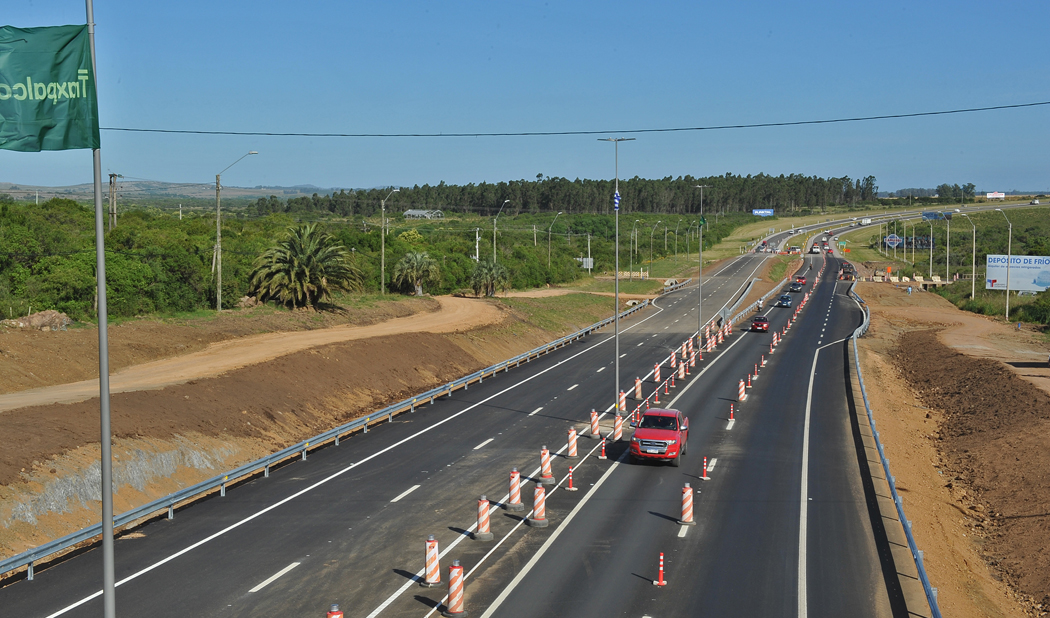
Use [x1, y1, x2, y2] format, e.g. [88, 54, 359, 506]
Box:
[0, 180, 352, 203]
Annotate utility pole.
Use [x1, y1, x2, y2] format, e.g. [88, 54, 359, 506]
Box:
[179, 204, 182, 220]
[599, 137, 634, 417]
[380, 188, 399, 294]
[587, 234, 591, 275]
[108, 173, 116, 231]
[474, 228, 480, 261]
[215, 151, 258, 311]
[533, 225, 537, 246]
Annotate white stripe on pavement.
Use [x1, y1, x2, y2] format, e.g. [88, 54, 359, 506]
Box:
[249, 562, 300, 593]
[473, 439, 494, 450]
[390, 485, 421, 503]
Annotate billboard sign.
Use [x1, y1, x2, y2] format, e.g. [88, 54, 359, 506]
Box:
[885, 234, 903, 248]
[986, 255, 1050, 292]
[987, 192, 1005, 200]
[752, 209, 774, 217]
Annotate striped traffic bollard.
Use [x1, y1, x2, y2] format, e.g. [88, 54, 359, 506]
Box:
[565, 466, 578, 491]
[728, 320, 733, 335]
[539, 446, 555, 485]
[670, 351, 676, 369]
[664, 380, 670, 395]
[754, 363, 759, 380]
[614, 413, 624, 441]
[567, 427, 578, 459]
[422, 535, 441, 587]
[738, 380, 747, 402]
[619, 390, 627, 412]
[704, 323, 711, 341]
[729, 403, 734, 420]
[654, 363, 661, 383]
[506, 468, 524, 511]
[681, 342, 688, 360]
[678, 361, 685, 379]
[473, 495, 494, 541]
[702, 456, 709, 480]
[689, 350, 696, 368]
[653, 552, 668, 587]
[687, 337, 694, 354]
[761, 354, 767, 367]
[653, 385, 660, 404]
[678, 483, 696, 525]
[717, 329, 724, 345]
[598, 436, 608, 460]
[770, 341, 775, 355]
[670, 372, 676, 389]
[528, 484, 549, 527]
[635, 377, 643, 400]
[747, 374, 752, 389]
[327, 604, 344, 618]
[441, 560, 466, 617]
[707, 335, 714, 353]
[590, 409, 600, 439]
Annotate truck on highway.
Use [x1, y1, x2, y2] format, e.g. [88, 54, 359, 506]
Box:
[810, 243, 821, 254]
[630, 409, 689, 466]
[861, 218, 872, 225]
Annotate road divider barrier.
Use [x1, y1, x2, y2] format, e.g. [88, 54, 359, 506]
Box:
[635, 377, 642, 399]
[747, 374, 752, 389]
[654, 363, 660, 383]
[565, 466, 578, 491]
[598, 437, 608, 460]
[422, 535, 441, 587]
[567, 428, 578, 459]
[670, 351, 676, 369]
[678, 362, 685, 380]
[702, 457, 710, 481]
[539, 447, 555, 485]
[618, 390, 626, 412]
[506, 468, 524, 512]
[613, 413, 624, 441]
[653, 552, 668, 587]
[590, 409, 600, 438]
[528, 485, 548, 528]
[442, 560, 466, 617]
[678, 483, 696, 526]
[729, 403, 735, 421]
[473, 496, 494, 541]
[738, 380, 747, 402]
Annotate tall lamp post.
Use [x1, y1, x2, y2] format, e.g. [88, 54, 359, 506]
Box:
[996, 208, 1012, 319]
[380, 188, 399, 295]
[547, 211, 564, 269]
[959, 213, 976, 299]
[696, 219, 704, 337]
[630, 219, 640, 281]
[599, 137, 634, 414]
[215, 150, 258, 311]
[494, 199, 510, 262]
[929, 220, 934, 278]
[695, 184, 711, 230]
[649, 220, 661, 275]
[946, 212, 951, 281]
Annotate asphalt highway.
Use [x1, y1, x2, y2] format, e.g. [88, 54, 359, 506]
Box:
[2, 243, 797, 617]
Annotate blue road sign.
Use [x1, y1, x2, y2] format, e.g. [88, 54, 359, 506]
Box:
[885, 234, 903, 248]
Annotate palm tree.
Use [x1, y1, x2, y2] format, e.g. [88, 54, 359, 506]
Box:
[249, 224, 363, 308]
[471, 260, 510, 297]
[393, 251, 440, 296]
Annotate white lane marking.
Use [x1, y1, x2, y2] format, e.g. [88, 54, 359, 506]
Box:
[726, 419, 735, 431]
[707, 457, 718, 473]
[596, 367, 605, 373]
[473, 439, 494, 451]
[567, 384, 578, 391]
[529, 407, 543, 416]
[480, 451, 626, 618]
[637, 342, 644, 347]
[677, 525, 688, 538]
[620, 353, 627, 358]
[249, 561, 300, 593]
[390, 484, 421, 502]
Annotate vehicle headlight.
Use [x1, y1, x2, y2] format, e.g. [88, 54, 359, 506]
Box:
[630, 436, 640, 442]
[666, 439, 676, 445]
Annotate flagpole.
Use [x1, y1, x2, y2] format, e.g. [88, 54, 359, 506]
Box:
[85, 1, 116, 616]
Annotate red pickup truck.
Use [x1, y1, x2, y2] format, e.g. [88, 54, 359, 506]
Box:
[630, 409, 689, 466]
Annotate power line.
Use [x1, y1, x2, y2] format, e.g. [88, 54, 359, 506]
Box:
[99, 101, 1050, 138]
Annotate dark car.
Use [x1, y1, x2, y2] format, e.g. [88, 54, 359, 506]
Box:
[751, 315, 769, 331]
[776, 294, 792, 308]
[789, 282, 803, 293]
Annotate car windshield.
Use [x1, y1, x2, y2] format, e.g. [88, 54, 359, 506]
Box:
[640, 415, 677, 430]
[754, 317, 767, 323]
[780, 295, 790, 300]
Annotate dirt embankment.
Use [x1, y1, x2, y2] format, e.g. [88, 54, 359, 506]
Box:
[855, 282, 1050, 618]
[0, 294, 621, 561]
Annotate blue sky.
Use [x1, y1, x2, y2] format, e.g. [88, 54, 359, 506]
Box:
[2, 0, 1048, 193]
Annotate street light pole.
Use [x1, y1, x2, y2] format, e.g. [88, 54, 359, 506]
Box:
[600, 137, 634, 414]
[674, 220, 681, 265]
[215, 150, 258, 311]
[695, 185, 711, 230]
[649, 221, 661, 275]
[494, 199, 510, 262]
[929, 220, 934, 279]
[997, 209, 1012, 319]
[547, 211, 564, 269]
[946, 213, 951, 281]
[630, 219, 640, 281]
[380, 188, 399, 295]
[960, 213, 976, 299]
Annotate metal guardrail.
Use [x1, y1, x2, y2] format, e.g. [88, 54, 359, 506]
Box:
[848, 283, 941, 618]
[0, 299, 651, 580]
[660, 278, 692, 294]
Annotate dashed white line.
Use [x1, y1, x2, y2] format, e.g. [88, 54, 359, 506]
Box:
[637, 342, 644, 347]
[249, 562, 300, 593]
[596, 367, 605, 373]
[390, 484, 421, 503]
[473, 438, 495, 450]
[726, 419, 736, 431]
[567, 384, 578, 391]
[677, 524, 689, 538]
[707, 457, 719, 473]
[529, 407, 543, 416]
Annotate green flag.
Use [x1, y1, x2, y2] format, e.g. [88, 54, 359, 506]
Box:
[0, 24, 100, 152]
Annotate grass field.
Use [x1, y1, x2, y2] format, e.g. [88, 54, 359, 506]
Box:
[498, 293, 620, 332]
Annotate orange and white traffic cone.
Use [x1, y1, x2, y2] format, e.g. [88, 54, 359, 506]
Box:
[473, 495, 493, 541]
[704, 323, 711, 341]
[753, 363, 759, 380]
[664, 380, 670, 395]
[590, 409, 600, 438]
[689, 350, 696, 368]
[678, 362, 685, 380]
[567, 427, 578, 459]
[598, 436, 607, 460]
[729, 403, 734, 420]
[738, 380, 747, 402]
[442, 560, 466, 617]
[619, 390, 626, 412]
[687, 337, 694, 354]
[653, 552, 668, 587]
[654, 386, 660, 404]
[671, 372, 676, 389]
[761, 354, 767, 367]
[614, 413, 623, 441]
[702, 456, 709, 480]
[528, 484, 549, 527]
[635, 377, 642, 400]
[506, 468, 524, 512]
[565, 466, 578, 491]
[654, 363, 661, 383]
[747, 374, 752, 389]
[670, 351, 676, 369]
[717, 329, 724, 345]
[327, 604, 344, 618]
[678, 483, 696, 525]
[539, 446, 555, 485]
[707, 335, 714, 353]
[421, 535, 441, 587]
[770, 341, 775, 354]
